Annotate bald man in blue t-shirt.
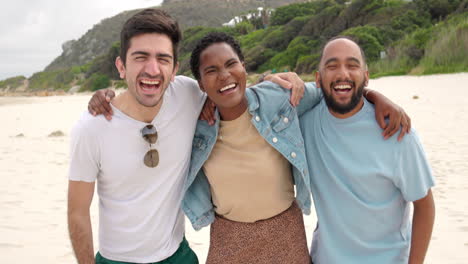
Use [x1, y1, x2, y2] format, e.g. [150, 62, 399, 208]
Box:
[300, 36, 435, 264]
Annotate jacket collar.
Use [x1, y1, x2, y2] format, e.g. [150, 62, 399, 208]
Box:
[246, 88, 260, 112]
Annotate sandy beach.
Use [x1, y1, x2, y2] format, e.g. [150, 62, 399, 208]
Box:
[1, 73, 467, 263]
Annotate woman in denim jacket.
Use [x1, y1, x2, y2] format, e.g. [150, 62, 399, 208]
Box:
[182, 32, 409, 264]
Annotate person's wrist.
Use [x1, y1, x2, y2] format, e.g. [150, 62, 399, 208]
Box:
[257, 73, 269, 83]
[364, 89, 372, 98]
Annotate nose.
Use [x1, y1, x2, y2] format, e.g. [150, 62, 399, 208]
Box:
[218, 68, 230, 81]
[144, 58, 161, 76]
[336, 65, 351, 80]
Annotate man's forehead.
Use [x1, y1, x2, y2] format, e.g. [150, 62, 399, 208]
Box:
[128, 33, 174, 53]
[322, 38, 363, 62]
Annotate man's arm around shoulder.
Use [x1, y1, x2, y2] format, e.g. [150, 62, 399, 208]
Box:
[68, 180, 95, 264]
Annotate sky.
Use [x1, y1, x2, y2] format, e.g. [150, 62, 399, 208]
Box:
[0, 0, 164, 80]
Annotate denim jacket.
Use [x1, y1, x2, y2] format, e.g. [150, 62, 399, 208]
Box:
[182, 81, 322, 230]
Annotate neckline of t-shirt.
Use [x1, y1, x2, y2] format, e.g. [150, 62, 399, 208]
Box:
[219, 108, 250, 126]
[109, 94, 168, 127]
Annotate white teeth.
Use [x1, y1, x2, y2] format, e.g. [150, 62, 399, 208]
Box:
[141, 80, 160, 85]
[334, 84, 351, 90]
[220, 83, 236, 92]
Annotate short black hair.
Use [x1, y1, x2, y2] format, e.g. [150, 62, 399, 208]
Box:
[120, 9, 181, 66]
[318, 35, 367, 70]
[190, 32, 244, 81]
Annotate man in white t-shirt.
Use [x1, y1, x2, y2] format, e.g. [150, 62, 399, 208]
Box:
[67, 9, 205, 264]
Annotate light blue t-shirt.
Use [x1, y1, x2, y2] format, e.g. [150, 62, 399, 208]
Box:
[300, 99, 435, 264]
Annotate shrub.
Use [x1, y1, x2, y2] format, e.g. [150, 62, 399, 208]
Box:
[262, 27, 290, 50]
[29, 69, 76, 90]
[342, 26, 384, 62]
[234, 21, 254, 35]
[414, 0, 463, 21]
[420, 13, 468, 74]
[369, 56, 413, 77]
[295, 54, 321, 74]
[270, 2, 318, 26]
[391, 10, 431, 33]
[300, 3, 345, 39]
[82, 73, 111, 91]
[0, 76, 27, 89]
[264, 36, 313, 71]
[244, 46, 276, 71]
[85, 42, 121, 80]
[239, 28, 269, 50]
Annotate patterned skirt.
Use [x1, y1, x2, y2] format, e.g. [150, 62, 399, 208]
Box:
[206, 202, 311, 264]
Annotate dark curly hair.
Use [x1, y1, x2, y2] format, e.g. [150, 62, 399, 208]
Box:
[190, 32, 244, 81]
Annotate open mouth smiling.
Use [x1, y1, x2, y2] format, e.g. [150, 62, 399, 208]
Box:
[140, 79, 161, 93]
[332, 82, 354, 94]
[218, 83, 237, 94]
[334, 84, 351, 93]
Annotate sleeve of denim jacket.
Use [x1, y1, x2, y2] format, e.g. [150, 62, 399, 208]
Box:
[295, 82, 323, 117]
[183, 168, 215, 230]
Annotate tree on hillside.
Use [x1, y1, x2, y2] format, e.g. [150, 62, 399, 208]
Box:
[414, 0, 463, 20]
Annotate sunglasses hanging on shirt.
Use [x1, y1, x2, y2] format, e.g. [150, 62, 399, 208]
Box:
[141, 124, 159, 168]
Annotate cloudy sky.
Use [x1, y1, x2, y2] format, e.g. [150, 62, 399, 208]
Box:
[0, 0, 164, 80]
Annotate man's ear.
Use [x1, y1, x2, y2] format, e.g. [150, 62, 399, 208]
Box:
[115, 57, 126, 79]
[171, 62, 179, 82]
[364, 70, 369, 87]
[315, 71, 321, 88]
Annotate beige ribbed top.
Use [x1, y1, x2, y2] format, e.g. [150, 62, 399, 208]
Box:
[202, 110, 294, 222]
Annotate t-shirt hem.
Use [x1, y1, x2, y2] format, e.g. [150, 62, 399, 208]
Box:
[68, 176, 95, 183]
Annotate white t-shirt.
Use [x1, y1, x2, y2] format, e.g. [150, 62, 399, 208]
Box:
[69, 76, 205, 263]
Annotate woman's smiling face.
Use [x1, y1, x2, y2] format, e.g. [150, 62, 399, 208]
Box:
[198, 42, 248, 121]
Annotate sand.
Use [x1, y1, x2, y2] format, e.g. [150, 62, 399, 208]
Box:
[0, 73, 467, 263]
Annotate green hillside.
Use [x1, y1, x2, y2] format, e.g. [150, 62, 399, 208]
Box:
[45, 0, 304, 72]
[2, 0, 467, 92]
[179, 0, 468, 78]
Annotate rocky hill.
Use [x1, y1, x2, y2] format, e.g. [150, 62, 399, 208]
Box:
[45, 0, 306, 72]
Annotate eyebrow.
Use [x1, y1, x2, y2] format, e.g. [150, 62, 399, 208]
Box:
[225, 58, 237, 65]
[324, 57, 361, 66]
[202, 57, 238, 72]
[130, 51, 173, 59]
[202, 65, 216, 72]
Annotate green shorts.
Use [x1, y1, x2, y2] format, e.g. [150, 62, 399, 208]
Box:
[95, 237, 198, 264]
